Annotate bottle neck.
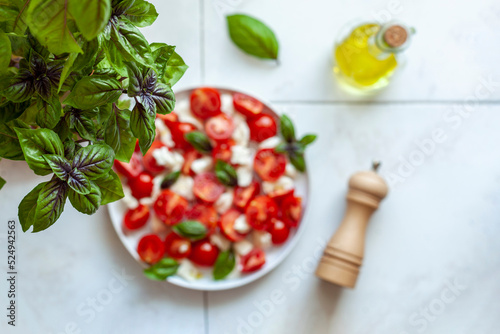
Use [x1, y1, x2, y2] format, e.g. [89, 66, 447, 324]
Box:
[375, 23, 412, 54]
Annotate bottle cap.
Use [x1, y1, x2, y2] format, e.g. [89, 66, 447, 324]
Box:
[383, 25, 408, 48]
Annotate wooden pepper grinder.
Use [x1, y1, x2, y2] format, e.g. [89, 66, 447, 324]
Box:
[315, 162, 389, 288]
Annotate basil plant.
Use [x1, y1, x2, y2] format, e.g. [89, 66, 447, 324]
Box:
[0, 0, 187, 232]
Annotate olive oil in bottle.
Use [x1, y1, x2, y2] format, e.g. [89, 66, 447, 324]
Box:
[333, 21, 414, 94]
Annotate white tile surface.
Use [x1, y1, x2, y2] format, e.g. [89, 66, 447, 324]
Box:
[2, 0, 500, 333]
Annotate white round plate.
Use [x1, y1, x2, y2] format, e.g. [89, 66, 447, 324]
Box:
[108, 87, 309, 291]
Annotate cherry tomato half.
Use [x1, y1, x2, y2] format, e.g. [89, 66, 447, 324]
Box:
[268, 188, 294, 204]
[137, 234, 164, 264]
[171, 122, 197, 150]
[268, 219, 290, 245]
[233, 93, 263, 119]
[190, 87, 221, 120]
[241, 248, 266, 273]
[156, 112, 178, 128]
[129, 171, 154, 199]
[212, 139, 235, 163]
[153, 189, 189, 226]
[186, 204, 219, 235]
[233, 181, 261, 211]
[253, 148, 287, 182]
[114, 152, 143, 180]
[123, 204, 150, 231]
[142, 141, 166, 175]
[189, 239, 220, 266]
[205, 113, 235, 141]
[281, 195, 302, 227]
[193, 172, 225, 203]
[219, 209, 248, 242]
[164, 232, 191, 260]
[245, 195, 279, 231]
[248, 114, 277, 142]
[181, 149, 202, 176]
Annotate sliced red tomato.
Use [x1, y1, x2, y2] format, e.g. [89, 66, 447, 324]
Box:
[190, 87, 221, 120]
[114, 152, 143, 180]
[212, 139, 235, 163]
[153, 189, 189, 226]
[193, 172, 225, 203]
[253, 148, 286, 182]
[268, 188, 294, 204]
[129, 171, 154, 199]
[186, 204, 219, 235]
[233, 93, 263, 118]
[164, 232, 191, 260]
[123, 204, 150, 230]
[248, 114, 277, 142]
[219, 209, 248, 242]
[241, 248, 266, 273]
[205, 113, 235, 141]
[156, 112, 178, 128]
[189, 239, 220, 266]
[245, 195, 278, 231]
[281, 195, 302, 227]
[268, 219, 290, 245]
[171, 122, 197, 150]
[182, 149, 202, 176]
[142, 140, 166, 175]
[233, 181, 261, 211]
[137, 234, 164, 264]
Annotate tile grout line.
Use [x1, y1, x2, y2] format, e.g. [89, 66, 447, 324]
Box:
[203, 291, 209, 334]
[270, 100, 500, 105]
[200, 0, 205, 84]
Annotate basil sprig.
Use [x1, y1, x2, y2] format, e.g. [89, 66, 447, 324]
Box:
[172, 220, 208, 240]
[215, 160, 238, 187]
[143, 258, 179, 281]
[226, 14, 279, 61]
[213, 250, 236, 280]
[274, 114, 317, 172]
[185, 131, 213, 154]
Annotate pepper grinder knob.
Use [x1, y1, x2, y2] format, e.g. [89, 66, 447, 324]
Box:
[315, 162, 389, 288]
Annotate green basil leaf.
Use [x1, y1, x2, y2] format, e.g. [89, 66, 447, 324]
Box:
[280, 114, 295, 142]
[73, 37, 100, 74]
[125, 61, 144, 96]
[274, 142, 288, 154]
[215, 159, 238, 187]
[26, 0, 83, 55]
[67, 168, 92, 195]
[160, 170, 180, 189]
[4, 68, 35, 102]
[213, 250, 236, 280]
[18, 182, 45, 232]
[14, 127, 64, 175]
[65, 75, 123, 109]
[2, 1, 29, 34]
[104, 105, 135, 162]
[67, 107, 97, 141]
[33, 177, 68, 232]
[164, 52, 187, 87]
[0, 101, 31, 124]
[58, 52, 78, 92]
[72, 143, 115, 179]
[68, 181, 101, 215]
[95, 170, 124, 205]
[150, 42, 175, 77]
[0, 119, 28, 161]
[0, 31, 11, 72]
[143, 258, 179, 281]
[68, 0, 112, 41]
[121, 0, 158, 28]
[289, 152, 306, 172]
[63, 139, 76, 160]
[130, 102, 155, 154]
[172, 220, 207, 240]
[226, 14, 279, 60]
[42, 154, 72, 181]
[299, 134, 317, 146]
[185, 131, 212, 154]
[109, 17, 152, 67]
[35, 96, 62, 129]
[151, 82, 175, 114]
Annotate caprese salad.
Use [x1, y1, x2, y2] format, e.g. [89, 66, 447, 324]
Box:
[113, 87, 316, 282]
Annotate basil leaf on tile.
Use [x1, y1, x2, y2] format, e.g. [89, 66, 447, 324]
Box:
[226, 14, 279, 60]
